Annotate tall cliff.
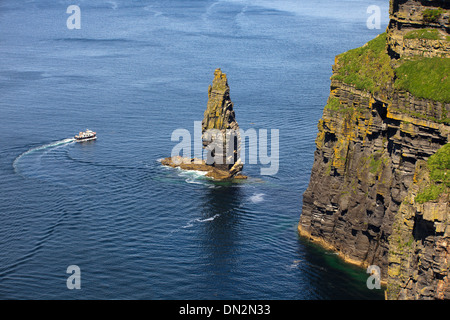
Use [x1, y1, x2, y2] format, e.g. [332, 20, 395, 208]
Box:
[298, 0, 449, 299]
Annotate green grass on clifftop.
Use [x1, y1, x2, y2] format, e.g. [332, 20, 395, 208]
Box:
[331, 33, 394, 95]
[415, 143, 449, 204]
[332, 32, 450, 104]
[394, 57, 450, 103]
[403, 28, 443, 40]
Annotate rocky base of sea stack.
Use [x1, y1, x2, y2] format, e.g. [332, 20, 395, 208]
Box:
[161, 156, 247, 181]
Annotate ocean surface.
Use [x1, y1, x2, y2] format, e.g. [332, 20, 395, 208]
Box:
[0, 0, 389, 300]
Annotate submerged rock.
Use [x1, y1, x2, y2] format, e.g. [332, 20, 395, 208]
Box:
[163, 69, 246, 181]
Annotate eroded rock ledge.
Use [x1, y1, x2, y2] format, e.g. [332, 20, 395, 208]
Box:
[387, 0, 450, 59]
[161, 156, 246, 181]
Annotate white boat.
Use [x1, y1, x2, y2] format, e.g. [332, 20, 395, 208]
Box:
[74, 129, 97, 142]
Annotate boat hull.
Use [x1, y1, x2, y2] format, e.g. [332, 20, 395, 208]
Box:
[74, 136, 97, 142]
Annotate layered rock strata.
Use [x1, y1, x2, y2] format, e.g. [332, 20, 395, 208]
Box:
[298, 0, 449, 299]
[387, 0, 450, 59]
[387, 158, 449, 299]
[201, 68, 243, 173]
[298, 78, 449, 277]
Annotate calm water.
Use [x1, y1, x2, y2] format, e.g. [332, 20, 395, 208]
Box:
[0, 0, 388, 300]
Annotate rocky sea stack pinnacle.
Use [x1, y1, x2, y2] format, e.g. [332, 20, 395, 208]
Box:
[201, 68, 242, 173]
[298, 0, 449, 300]
[162, 68, 246, 181]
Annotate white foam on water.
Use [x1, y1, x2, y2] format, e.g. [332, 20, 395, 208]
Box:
[13, 138, 75, 174]
[177, 168, 208, 176]
[106, 0, 118, 10]
[176, 167, 209, 185]
[288, 259, 302, 269]
[185, 178, 204, 185]
[196, 214, 220, 223]
[168, 214, 222, 237]
[181, 222, 194, 229]
[249, 193, 265, 204]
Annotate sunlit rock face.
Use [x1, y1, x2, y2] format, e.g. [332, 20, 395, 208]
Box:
[201, 68, 242, 174]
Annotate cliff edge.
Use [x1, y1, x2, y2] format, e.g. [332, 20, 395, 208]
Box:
[298, 0, 449, 299]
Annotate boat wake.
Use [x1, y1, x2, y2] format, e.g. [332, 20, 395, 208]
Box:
[12, 138, 75, 174]
[166, 213, 222, 236]
[165, 192, 267, 238]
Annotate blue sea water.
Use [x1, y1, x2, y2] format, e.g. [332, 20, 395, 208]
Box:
[0, 0, 389, 300]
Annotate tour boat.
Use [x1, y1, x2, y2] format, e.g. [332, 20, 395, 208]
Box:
[74, 129, 97, 142]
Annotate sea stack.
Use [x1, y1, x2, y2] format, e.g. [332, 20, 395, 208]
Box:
[162, 69, 245, 180]
[202, 68, 243, 174]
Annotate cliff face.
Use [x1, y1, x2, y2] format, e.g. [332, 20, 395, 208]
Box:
[388, 153, 449, 299]
[298, 0, 449, 299]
